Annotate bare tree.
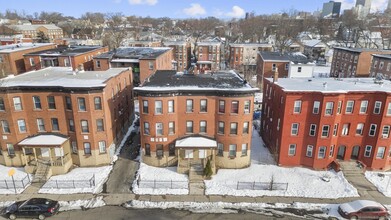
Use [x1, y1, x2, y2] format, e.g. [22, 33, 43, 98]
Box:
[81, 12, 105, 25]
[102, 13, 129, 50]
[38, 11, 65, 24]
[273, 15, 301, 53]
[371, 10, 391, 49]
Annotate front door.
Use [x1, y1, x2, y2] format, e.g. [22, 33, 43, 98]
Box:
[351, 146, 360, 160]
[337, 146, 346, 160]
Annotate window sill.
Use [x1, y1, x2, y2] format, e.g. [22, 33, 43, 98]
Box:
[33, 109, 43, 111]
[229, 156, 236, 159]
[99, 152, 107, 155]
[84, 154, 92, 157]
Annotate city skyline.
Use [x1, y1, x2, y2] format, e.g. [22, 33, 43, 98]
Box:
[0, 0, 389, 19]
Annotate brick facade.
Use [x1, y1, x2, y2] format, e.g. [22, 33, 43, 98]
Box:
[370, 54, 391, 79]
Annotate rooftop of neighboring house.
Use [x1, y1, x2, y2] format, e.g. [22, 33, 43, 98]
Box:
[163, 41, 188, 46]
[302, 39, 326, 47]
[259, 51, 311, 64]
[229, 43, 273, 48]
[0, 66, 129, 89]
[0, 43, 55, 53]
[94, 47, 171, 60]
[134, 70, 259, 93]
[266, 77, 391, 93]
[23, 45, 105, 57]
[8, 24, 62, 31]
[372, 54, 391, 59]
[334, 47, 391, 53]
[197, 41, 221, 46]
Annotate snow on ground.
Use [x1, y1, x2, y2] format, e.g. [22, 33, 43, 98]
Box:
[0, 165, 32, 194]
[204, 128, 359, 198]
[365, 171, 391, 197]
[59, 196, 105, 211]
[113, 114, 140, 162]
[39, 166, 112, 194]
[132, 163, 189, 195]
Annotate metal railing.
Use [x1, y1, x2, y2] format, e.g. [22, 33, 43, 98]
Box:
[0, 174, 31, 189]
[137, 179, 188, 189]
[41, 174, 95, 189]
[236, 181, 288, 191]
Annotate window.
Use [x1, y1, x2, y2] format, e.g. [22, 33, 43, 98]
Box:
[217, 143, 223, 156]
[244, 101, 250, 113]
[359, 100, 368, 114]
[94, 97, 102, 110]
[168, 122, 175, 135]
[243, 122, 249, 134]
[51, 118, 59, 131]
[345, 101, 354, 113]
[0, 98, 4, 111]
[369, 124, 377, 136]
[99, 141, 106, 153]
[7, 144, 15, 156]
[309, 124, 316, 136]
[65, 97, 72, 110]
[155, 101, 162, 114]
[96, 60, 101, 68]
[293, 100, 302, 113]
[387, 103, 391, 115]
[288, 144, 296, 156]
[297, 66, 302, 72]
[200, 99, 207, 112]
[155, 123, 163, 136]
[219, 100, 225, 113]
[77, 98, 86, 111]
[306, 145, 313, 157]
[329, 145, 334, 157]
[337, 101, 342, 114]
[144, 122, 150, 135]
[229, 144, 236, 157]
[35, 118, 45, 131]
[382, 125, 390, 138]
[230, 122, 238, 135]
[168, 100, 174, 113]
[17, 119, 26, 133]
[313, 101, 320, 114]
[142, 100, 148, 113]
[156, 144, 163, 158]
[321, 125, 330, 137]
[71, 141, 77, 154]
[81, 120, 89, 133]
[84, 142, 91, 155]
[148, 61, 153, 70]
[318, 146, 326, 159]
[374, 101, 382, 114]
[33, 96, 41, 109]
[333, 123, 338, 136]
[364, 145, 372, 157]
[96, 119, 104, 131]
[13, 97, 22, 111]
[186, 121, 193, 133]
[69, 119, 75, 132]
[1, 120, 10, 133]
[47, 96, 56, 109]
[241, 143, 248, 156]
[342, 124, 350, 136]
[377, 147, 385, 159]
[272, 63, 277, 71]
[29, 57, 35, 66]
[200, 121, 207, 133]
[356, 123, 364, 135]
[218, 122, 224, 134]
[231, 101, 239, 113]
[145, 144, 151, 156]
[168, 143, 175, 156]
[291, 123, 299, 136]
[186, 99, 193, 112]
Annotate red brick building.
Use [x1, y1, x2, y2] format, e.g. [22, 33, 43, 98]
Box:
[330, 47, 391, 78]
[262, 77, 391, 170]
[163, 41, 191, 72]
[229, 43, 273, 70]
[23, 45, 108, 72]
[196, 42, 221, 72]
[370, 54, 391, 79]
[134, 70, 258, 174]
[0, 67, 133, 173]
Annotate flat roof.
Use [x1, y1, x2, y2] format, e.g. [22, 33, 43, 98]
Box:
[94, 47, 171, 60]
[266, 77, 391, 93]
[0, 43, 55, 53]
[0, 67, 129, 89]
[229, 43, 272, 47]
[334, 47, 391, 53]
[373, 54, 391, 59]
[24, 45, 103, 56]
[19, 134, 68, 146]
[259, 52, 311, 63]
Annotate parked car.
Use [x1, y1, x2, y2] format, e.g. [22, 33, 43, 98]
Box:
[0, 198, 59, 220]
[338, 200, 389, 220]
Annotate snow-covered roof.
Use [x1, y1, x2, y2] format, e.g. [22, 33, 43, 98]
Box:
[302, 40, 325, 48]
[0, 43, 55, 53]
[0, 67, 129, 89]
[175, 137, 217, 148]
[198, 41, 221, 46]
[111, 58, 139, 63]
[229, 43, 272, 48]
[18, 134, 68, 146]
[9, 24, 62, 31]
[267, 77, 391, 93]
[339, 200, 384, 213]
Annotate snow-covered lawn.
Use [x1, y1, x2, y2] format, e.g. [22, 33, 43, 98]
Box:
[132, 163, 189, 195]
[0, 165, 32, 194]
[205, 128, 359, 198]
[59, 196, 105, 211]
[365, 171, 391, 197]
[39, 166, 112, 194]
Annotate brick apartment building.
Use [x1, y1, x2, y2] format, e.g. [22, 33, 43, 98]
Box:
[370, 54, 391, 79]
[23, 45, 108, 72]
[6, 24, 64, 42]
[196, 41, 221, 72]
[0, 67, 133, 175]
[163, 41, 191, 72]
[330, 47, 391, 78]
[0, 43, 56, 77]
[229, 43, 273, 70]
[134, 70, 258, 174]
[262, 76, 391, 170]
[93, 47, 172, 85]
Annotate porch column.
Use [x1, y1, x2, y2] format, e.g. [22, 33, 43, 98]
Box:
[22, 147, 27, 165]
[61, 146, 64, 166]
[49, 148, 53, 165]
[33, 148, 37, 162]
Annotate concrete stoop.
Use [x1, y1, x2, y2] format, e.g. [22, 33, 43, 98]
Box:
[189, 181, 205, 195]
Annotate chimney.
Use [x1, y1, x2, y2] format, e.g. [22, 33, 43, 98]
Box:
[273, 67, 279, 83]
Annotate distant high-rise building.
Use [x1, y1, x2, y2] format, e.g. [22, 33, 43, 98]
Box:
[388, 0, 391, 10]
[321, 1, 341, 18]
[355, 0, 371, 19]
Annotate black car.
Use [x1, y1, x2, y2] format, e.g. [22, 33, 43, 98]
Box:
[1, 198, 59, 220]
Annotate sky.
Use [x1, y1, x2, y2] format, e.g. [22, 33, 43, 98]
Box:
[1, 0, 389, 19]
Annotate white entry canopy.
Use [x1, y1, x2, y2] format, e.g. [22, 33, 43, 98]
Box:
[18, 134, 68, 146]
[175, 137, 217, 148]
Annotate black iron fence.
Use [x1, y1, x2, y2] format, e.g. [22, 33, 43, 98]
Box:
[42, 174, 95, 189]
[236, 181, 288, 191]
[0, 174, 31, 189]
[137, 179, 188, 189]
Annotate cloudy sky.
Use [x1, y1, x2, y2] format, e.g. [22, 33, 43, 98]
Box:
[1, 0, 389, 19]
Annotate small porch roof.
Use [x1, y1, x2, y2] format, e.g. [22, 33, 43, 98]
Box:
[175, 136, 217, 148]
[18, 134, 68, 147]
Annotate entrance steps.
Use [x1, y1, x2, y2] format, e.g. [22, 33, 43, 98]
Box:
[189, 164, 205, 195]
[32, 162, 52, 183]
[339, 161, 364, 175]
